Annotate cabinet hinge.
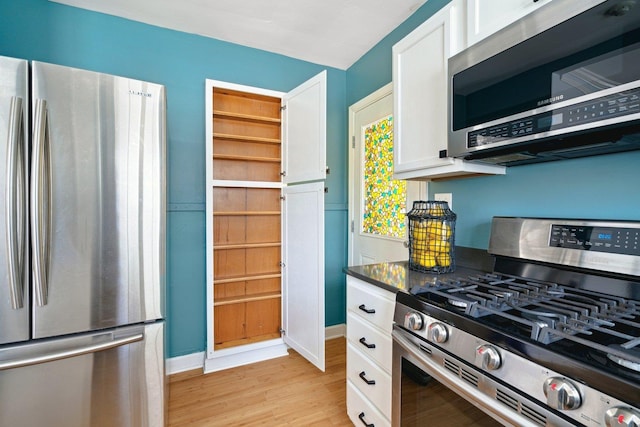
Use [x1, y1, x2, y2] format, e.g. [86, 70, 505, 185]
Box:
[280, 171, 286, 177]
[279, 327, 285, 334]
[279, 261, 286, 268]
[352, 135, 355, 148]
[281, 105, 287, 111]
[280, 195, 286, 201]
[351, 220, 354, 233]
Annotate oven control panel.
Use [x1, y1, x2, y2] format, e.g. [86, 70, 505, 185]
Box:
[550, 224, 640, 256]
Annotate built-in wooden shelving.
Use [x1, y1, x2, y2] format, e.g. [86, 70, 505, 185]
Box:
[213, 132, 281, 145]
[213, 110, 281, 125]
[212, 154, 280, 163]
[214, 291, 281, 307]
[211, 86, 283, 350]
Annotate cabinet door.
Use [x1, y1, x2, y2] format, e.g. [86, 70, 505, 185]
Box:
[466, 0, 552, 46]
[392, 4, 456, 175]
[282, 71, 327, 184]
[392, 2, 504, 180]
[282, 181, 325, 371]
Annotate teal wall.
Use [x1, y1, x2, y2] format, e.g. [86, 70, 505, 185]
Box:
[4, 0, 637, 360]
[0, 0, 348, 358]
[347, 0, 640, 251]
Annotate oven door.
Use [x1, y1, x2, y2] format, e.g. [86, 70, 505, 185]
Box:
[391, 326, 540, 427]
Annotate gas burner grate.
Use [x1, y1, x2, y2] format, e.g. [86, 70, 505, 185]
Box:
[411, 272, 640, 362]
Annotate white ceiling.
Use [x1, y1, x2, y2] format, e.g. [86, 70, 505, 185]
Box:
[50, 0, 427, 70]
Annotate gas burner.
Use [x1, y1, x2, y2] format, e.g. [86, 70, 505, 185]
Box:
[607, 345, 640, 373]
[507, 303, 565, 328]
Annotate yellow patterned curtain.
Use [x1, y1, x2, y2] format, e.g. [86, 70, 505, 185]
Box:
[362, 116, 407, 238]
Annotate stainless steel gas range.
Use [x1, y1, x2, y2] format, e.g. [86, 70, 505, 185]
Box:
[392, 217, 640, 427]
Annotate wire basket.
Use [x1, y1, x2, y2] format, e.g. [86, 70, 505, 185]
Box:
[407, 201, 456, 273]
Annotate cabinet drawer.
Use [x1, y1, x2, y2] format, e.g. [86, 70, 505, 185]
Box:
[346, 276, 395, 333]
[347, 343, 392, 419]
[347, 313, 392, 373]
[347, 380, 390, 427]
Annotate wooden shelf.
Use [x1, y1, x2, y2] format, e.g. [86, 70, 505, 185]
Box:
[214, 332, 281, 350]
[213, 291, 281, 307]
[214, 110, 281, 124]
[214, 273, 281, 285]
[212, 180, 283, 189]
[213, 133, 280, 145]
[214, 242, 280, 250]
[213, 211, 280, 216]
[213, 153, 280, 163]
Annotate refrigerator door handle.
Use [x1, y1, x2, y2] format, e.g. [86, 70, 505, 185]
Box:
[5, 96, 25, 310]
[0, 331, 144, 371]
[31, 98, 51, 307]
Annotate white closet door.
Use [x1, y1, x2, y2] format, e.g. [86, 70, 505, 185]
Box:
[282, 70, 327, 184]
[282, 181, 325, 371]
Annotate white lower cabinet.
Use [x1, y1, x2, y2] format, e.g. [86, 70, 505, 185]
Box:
[346, 276, 395, 426]
[347, 382, 391, 427]
[347, 343, 392, 419]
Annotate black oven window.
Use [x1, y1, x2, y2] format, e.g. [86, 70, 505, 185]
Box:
[400, 358, 502, 426]
[452, 2, 640, 131]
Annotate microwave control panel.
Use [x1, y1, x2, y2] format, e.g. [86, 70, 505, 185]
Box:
[467, 88, 640, 149]
[549, 224, 640, 256]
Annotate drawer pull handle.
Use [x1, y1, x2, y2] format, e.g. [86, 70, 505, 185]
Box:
[358, 371, 376, 385]
[359, 337, 376, 349]
[358, 304, 375, 314]
[358, 412, 374, 427]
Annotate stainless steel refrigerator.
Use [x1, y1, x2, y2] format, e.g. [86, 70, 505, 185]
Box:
[0, 56, 166, 426]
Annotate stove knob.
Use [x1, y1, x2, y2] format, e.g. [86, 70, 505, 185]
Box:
[427, 322, 449, 343]
[476, 344, 501, 370]
[404, 312, 424, 331]
[543, 377, 582, 411]
[604, 407, 640, 427]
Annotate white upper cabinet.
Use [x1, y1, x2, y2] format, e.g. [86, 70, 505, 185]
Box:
[466, 0, 552, 47]
[283, 70, 327, 184]
[392, 1, 505, 180]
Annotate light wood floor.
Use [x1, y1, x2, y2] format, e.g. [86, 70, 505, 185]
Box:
[168, 338, 352, 426]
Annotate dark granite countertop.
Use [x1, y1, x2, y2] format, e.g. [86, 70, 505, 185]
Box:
[344, 247, 494, 294]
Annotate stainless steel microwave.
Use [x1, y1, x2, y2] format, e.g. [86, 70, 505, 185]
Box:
[448, 0, 640, 166]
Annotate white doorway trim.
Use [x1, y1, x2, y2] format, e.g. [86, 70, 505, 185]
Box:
[348, 84, 427, 266]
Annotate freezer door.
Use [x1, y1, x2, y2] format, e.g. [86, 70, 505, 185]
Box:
[31, 62, 166, 338]
[0, 322, 166, 427]
[0, 56, 29, 345]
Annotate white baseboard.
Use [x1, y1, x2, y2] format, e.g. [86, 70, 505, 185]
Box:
[166, 324, 347, 375]
[325, 323, 346, 339]
[166, 351, 205, 375]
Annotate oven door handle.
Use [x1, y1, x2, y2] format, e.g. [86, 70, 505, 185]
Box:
[392, 328, 541, 427]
